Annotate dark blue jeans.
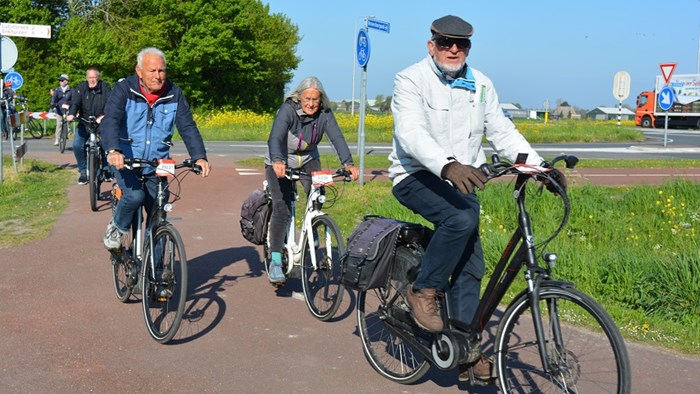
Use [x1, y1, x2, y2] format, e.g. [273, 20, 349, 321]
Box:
[392, 170, 485, 325]
[72, 123, 89, 174]
[111, 168, 166, 233]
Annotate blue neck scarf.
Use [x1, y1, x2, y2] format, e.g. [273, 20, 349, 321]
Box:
[450, 66, 476, 92]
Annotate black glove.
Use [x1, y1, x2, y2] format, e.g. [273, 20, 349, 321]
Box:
[543, 168, 567, 195]
[441, 161, 487, 194]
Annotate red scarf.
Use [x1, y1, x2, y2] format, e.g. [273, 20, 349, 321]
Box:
[139, 82, 165, 107]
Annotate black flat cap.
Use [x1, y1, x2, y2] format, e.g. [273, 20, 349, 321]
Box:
[430, 15, 473, 39]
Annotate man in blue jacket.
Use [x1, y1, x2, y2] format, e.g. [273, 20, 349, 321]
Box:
[100, 47, 211, 250]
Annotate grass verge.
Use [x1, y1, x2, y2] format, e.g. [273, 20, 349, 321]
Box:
[0, 157, 73, 248]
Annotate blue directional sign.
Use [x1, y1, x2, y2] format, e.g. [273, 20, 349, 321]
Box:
[4, 71, 23, 90]
[367, 19, 390, 33]
[356, 29, 370, 68]
[658, 86, 674, 111]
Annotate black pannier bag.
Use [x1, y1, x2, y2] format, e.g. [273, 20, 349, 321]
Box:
[240, 189, 271, 245]
[341, 217, 403, 291]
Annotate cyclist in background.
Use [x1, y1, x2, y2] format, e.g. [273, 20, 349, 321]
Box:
[264, 76, 359, 284]
[50, 74, 73, 146]
[1, 81, 16, 140]
[67, 67, 112, 185]
[100, 47, 211, 251]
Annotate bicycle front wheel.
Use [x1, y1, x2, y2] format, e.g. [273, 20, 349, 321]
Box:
[27, 118, 44, 139]
[142, 224, 187, 344]
[495, 286, 631, 393]
[300, 215, 345, 321]
[357, 245, 430, 384]
[59, 121, 68, 153]
[87, 148, 101, 211]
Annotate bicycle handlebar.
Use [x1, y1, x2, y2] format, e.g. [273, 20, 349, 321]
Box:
[479, 153, 578, 187]
[285, 168, 353, 183]
[123, 158, 203, 175]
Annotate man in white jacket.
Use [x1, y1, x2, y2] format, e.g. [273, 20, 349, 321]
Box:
[388, 14, 564, 382]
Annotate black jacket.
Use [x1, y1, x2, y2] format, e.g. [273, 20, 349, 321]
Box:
[50, 86, 73, 115]
[68, 80, 111, 118]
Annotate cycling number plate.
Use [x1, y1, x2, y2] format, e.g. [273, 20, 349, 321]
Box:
[156, 159, 176, 177]
[311, 170, 334, 188]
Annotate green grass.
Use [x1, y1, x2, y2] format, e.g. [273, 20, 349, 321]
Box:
[0, 157, 73, 248]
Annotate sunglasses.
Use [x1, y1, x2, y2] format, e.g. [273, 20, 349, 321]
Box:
[433, 36, 471, 51]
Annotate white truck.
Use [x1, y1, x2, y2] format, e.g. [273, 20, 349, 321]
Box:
[635, 73, 700, 129]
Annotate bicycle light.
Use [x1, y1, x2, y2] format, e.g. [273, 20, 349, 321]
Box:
[164, 203, 173, 212]
[542, 253, 557, 268]
[318, 195, 327, 204]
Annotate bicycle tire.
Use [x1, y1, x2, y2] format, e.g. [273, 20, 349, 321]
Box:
[300, 215, 345, 321]
[88, 148, 100, 211]
[26, 118, 44, 139]
[112, 226, 136, 303]
[357, 245, 431, 384]
[142, 224, 187, 344]
[59, 120, 68, 153]
[495, 285, 631, 393]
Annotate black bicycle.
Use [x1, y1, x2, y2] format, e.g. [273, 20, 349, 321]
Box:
[356, 154, 631, 393]
[110, 157, 201, 343]
[15, 96, 44, 139]
[77, 116, 107, 211]
[57, 104, 70, 153]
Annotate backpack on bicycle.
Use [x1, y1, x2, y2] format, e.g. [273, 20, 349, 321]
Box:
[240, 189, 271, 245]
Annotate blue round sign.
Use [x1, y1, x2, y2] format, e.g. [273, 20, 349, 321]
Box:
[356, 29, 370, 68]
[4, 71, 23, 91]
[657, 86, 674, 111]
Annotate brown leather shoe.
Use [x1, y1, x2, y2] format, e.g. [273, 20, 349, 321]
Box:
[459, 354, 493, 382]
[406, 284, 443, 332]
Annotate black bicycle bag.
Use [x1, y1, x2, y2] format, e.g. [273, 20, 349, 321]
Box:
[240, 188, 271, 245]
[341, 217, 403, 291]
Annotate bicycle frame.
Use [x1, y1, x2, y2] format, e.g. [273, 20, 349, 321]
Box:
[281, 175, 328, 274]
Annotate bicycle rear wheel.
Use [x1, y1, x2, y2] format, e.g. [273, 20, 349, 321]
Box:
[300, 215, 345, 321]
[142, 224, 187, 344]
[495, 286, 631, 393]
[88, 148, 101, 211]
[26, 118, 44, 139]
[357, 245, 430, 384]
[59, 120, 68, 153]
[111, 225, 136, 303]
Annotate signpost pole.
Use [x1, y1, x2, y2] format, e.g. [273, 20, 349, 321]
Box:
[358, 63, 367, 186]
[664, 111, 669, 147]
[657, 63, 676, 148]
[354, 17, 389, 187]
[0, 23, 51, 183]
[1, 34, 5, 183]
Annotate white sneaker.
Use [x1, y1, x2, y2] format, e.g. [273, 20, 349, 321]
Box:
[103, 219, 126, 251]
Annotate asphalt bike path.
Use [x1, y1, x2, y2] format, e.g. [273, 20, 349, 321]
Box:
[1, 142, 699, 392]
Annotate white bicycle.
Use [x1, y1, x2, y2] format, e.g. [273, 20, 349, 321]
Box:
[262, 168, 352, 321]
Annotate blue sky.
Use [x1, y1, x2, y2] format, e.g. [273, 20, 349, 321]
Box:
[264, 0, 700, 110]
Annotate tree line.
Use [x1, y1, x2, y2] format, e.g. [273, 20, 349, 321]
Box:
[1, 0, 300, 113]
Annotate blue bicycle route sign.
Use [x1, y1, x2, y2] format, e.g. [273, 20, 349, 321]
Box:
[356, 29, 370, 68]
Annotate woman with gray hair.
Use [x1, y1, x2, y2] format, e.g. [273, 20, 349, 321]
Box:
[264, 76, 359, 284]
